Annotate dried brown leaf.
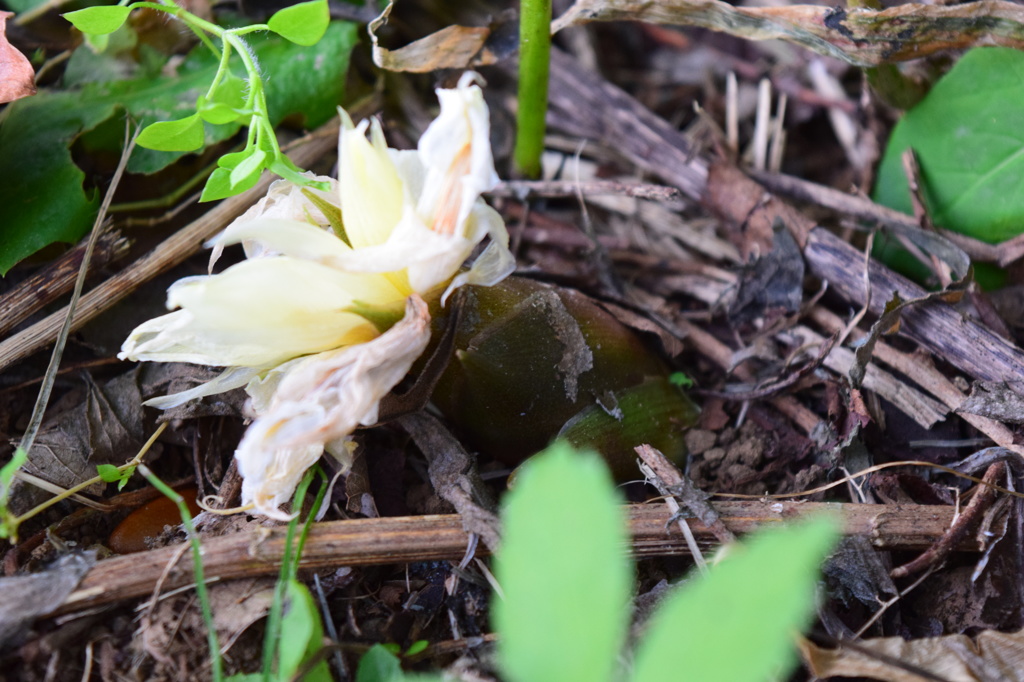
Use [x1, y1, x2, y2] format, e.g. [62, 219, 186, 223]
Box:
[20, 370, 145, 499]
[800, 628, 1024, 682]
[0, 11, 35, 104]
[369, 2, 513, 73]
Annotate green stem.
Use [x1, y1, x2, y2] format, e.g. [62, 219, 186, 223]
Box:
[139, 464, 223, 682]
[515, 0, 551, 179]
[261, 469, 316, 681]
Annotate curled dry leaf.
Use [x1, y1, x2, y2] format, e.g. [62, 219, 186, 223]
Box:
[0, 11, 35, 104]
[369, 1, 512, 72]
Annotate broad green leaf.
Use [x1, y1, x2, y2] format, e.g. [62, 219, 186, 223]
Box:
[875, 47, 1024, 245]
[631, 517, 838, 682]
[0, 91, 102, 275]
[63, 6, 132, 35]
[279, 579, 331, 681]
[267, 0, 329, 46]
[495, 442, 630, 682]
[356, 644, 405, 682]
[137, 113, 204, 152]
[0, 21, 357, 273]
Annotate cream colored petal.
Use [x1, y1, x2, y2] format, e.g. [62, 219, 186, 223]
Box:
[338, 119, 406, 249]
[207, 218, 354, 264]
[234, 296, 431, 518]
[124, 257, 388, 368]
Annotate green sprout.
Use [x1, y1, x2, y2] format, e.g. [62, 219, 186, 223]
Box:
[63, 0, 332, 201]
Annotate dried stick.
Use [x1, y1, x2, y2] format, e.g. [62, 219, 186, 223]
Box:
[890, 462, 1007, 579]
[0, 231, 128, 338]
[49, 501, 975, 617]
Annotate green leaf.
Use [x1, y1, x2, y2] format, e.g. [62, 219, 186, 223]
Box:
[229, 148, 266, 189]
[631, 517, 838, 682]
[875, 47, 1024, 244]
[63, 6, 133, 35]
[267, 0, 330, 46]
[278, 579, 331, 681]
[197, 73, 249, 125]
[137, 113, 204, 152]
[356, 644, 406, 682]
[495, 442, 630, 682]
[201, 167, 236, 202]
[96, 464, 122, 483]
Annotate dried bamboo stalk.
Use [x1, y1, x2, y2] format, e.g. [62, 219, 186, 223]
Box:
[52, 501, 968, 617]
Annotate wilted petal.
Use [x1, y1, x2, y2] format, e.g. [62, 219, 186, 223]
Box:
[237, 430, 324, 521]
[235, 296, 432, 517]
[416, 72, 498, 239]
[210, 175, 337, 268]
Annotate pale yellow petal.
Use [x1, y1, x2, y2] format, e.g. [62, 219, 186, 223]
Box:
[124, 257, 397, 368]
[339, 119, 406, 249]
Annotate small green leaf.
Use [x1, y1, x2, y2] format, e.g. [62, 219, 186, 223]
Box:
[137, 113, 204, 152]
[197, 74, 249, 124]
[229, 148, 266, 189]
[267, 0, 329, 46]
[64, 5, 132, 35]
[495, 442, 630, 682]
[356, 644, 405, 682]
[201, 167, 236, 202]
[669, 371, 694, 388]
[215, 150, 251, 170]
[404, 640, 428, 657]
[632, 517, 839, 682]
[96, 464, 122, 483]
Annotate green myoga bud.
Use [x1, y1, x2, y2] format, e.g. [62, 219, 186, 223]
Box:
[429, 277, 700, 479]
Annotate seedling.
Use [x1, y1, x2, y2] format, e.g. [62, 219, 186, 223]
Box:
[63, 0, 332, 201]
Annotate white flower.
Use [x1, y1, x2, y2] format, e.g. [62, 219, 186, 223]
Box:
[119, 73, 514, 517]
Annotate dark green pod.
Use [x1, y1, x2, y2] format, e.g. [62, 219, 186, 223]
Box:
[429, 277, 700, 479]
